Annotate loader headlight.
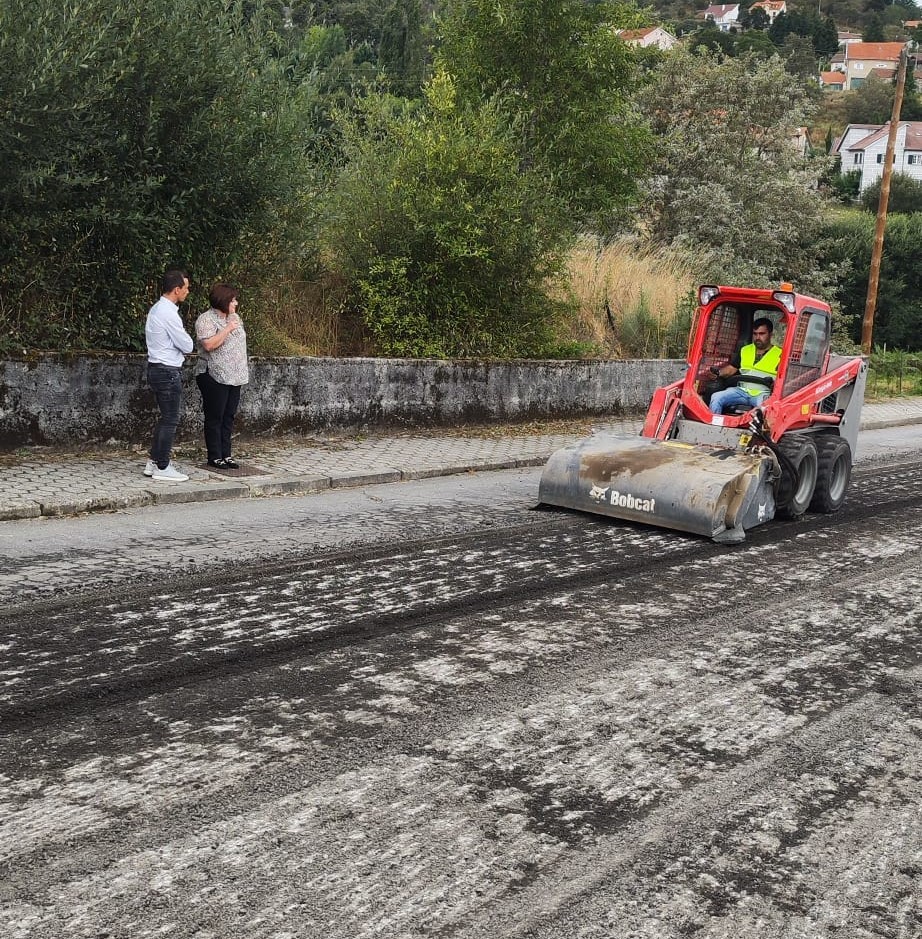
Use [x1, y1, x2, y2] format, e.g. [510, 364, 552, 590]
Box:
[698, 285, 720, 306]
[772, 289, 795, 313]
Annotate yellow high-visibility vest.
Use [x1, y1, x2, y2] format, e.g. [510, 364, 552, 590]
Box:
[739, 343, 781, 397]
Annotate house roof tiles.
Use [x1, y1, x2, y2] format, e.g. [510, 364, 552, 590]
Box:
[844, 42, 906, 62]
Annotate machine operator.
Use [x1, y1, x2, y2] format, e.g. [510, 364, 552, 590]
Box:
[708, 317, 781, 415]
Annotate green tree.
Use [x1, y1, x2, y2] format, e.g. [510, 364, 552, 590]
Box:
[687, 26, 738, 56]
[635, 48, 834, 291]
[741, 6, 770, 30]
[818, 210, 922, 349]
[0, 0, 310, 351]
[843, 74, 894, 123]
[782, 33, 819, 79]
[813, 17, 840, 59]
[862, 14, 885, 42]
[379, 0, 426, 95]
[768, 10, 839, 57]
[321, 72, 575, 358]
[843, 74, 922, 124]
[735, 31, 778, 57]
[437, 0, 651, 231]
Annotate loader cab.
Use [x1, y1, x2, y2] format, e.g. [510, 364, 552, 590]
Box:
[685, 285, 832, 423]
[692, 302, 788, 413]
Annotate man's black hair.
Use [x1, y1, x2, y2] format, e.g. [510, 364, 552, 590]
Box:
[161, 269, 189, 294]
[753, 316, 773, 333]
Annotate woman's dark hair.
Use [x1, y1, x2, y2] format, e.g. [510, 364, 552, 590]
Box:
[209, 283, 239, 314]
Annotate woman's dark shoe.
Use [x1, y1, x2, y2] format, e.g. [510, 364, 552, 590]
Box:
[221, 457, 240, 469]
[207, 458, 225, 468]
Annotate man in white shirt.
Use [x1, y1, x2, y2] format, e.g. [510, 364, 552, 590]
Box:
[144, 270, 194, 481]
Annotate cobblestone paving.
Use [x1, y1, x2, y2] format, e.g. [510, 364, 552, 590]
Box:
[2, 397, 921, 523]
[0, 421, 641, 521]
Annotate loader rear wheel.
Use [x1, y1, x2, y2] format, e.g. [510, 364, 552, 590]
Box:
[809, 436, 852, 513]
[776, 436, 818, 519]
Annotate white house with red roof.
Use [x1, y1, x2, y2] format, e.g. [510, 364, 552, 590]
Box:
[617, 26, 678, 50]
[834, 122, 922, 192]
[840, 42, 906, 89]
[749, 0, 786, 24]
[703, 3, 740, 31]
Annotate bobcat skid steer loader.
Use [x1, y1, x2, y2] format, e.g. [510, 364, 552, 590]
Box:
[538, 284, 867, 544]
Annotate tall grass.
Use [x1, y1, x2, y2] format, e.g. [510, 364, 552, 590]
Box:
[245, 272, 363, 357]
[244, 238, 701, 359]
[563, 237, 700, 358]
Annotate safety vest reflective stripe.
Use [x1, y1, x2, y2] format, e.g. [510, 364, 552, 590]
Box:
[739, 344, 781, 396]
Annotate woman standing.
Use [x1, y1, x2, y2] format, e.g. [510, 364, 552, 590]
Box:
[195, 283, 248, 469]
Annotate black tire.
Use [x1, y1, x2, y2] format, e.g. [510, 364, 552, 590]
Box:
[776, 435, 819, 518]
[809, 436, 852, 513]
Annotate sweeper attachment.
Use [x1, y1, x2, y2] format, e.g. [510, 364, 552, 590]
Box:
[538, 284, 867, 544]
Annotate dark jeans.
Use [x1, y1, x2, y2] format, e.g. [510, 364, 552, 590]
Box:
[196, 371, 241, 462]
[148, 363, 183, 469]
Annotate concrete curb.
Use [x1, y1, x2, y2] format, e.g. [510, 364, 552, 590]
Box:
[0, 457, 553, 522]
[858, 416, 922, 431]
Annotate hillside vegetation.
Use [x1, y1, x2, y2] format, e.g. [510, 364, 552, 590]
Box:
[2, 0, 921, 358]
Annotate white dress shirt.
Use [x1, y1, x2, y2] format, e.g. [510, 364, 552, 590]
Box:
[145, 296, 194, 367]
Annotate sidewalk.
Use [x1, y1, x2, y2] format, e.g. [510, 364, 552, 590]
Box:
[2, 399, 921, 522]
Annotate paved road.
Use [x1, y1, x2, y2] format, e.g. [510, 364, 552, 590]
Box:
[2, 426, 922, 938]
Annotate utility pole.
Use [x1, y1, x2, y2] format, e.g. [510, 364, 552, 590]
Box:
[861, 47, 908, 355]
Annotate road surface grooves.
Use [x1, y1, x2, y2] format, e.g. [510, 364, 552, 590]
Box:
[1, 458, 921, 728]
[1, 459, 921, 937]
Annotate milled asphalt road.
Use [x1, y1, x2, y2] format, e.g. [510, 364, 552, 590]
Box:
[3, 397, 922, 522]
[3, 441, 922, 938]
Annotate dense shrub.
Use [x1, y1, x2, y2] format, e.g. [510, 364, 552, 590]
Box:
[860, 174, 922, 215]
[321, 74, 575, 358]
[0, 0, 310, 353]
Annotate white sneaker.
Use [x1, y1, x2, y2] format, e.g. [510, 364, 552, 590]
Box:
[151, 462, 189, 482]
[143, 460, 156, 477]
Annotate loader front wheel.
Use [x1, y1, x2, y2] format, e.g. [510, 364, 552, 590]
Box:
[809, 436, 852, 513]
[776, 436, 818, 518]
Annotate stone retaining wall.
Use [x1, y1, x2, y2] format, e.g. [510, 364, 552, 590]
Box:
[0, 354, 685, 446]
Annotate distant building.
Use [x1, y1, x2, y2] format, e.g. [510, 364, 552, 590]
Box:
[840, 42, 907, 89]
[820, 71, 846, 91]
[617, 26, 678, 51]
[837, 31, 862, 47]
[834, 121, 922, 192]
[749, 0, 786, 24]
[703, 3, 740, 31]
[791, 126, 810, 158]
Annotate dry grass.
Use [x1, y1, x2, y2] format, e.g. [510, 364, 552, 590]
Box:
[562, 237, 700, 356]
[247, 272, 366, 357]
[246, 238, 701, 359]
